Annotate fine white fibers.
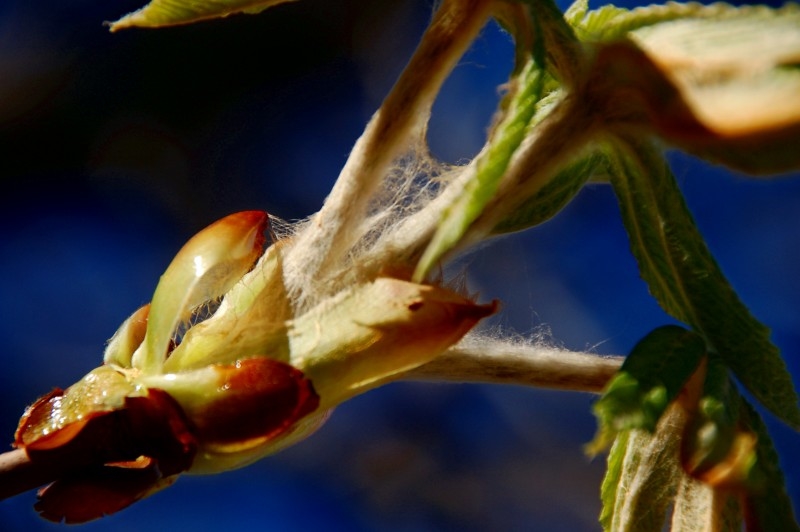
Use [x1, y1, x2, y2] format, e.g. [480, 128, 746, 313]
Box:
[408, 333, 623, 393]
[278, 0, 494, 313]
[276, 137, 465, 314]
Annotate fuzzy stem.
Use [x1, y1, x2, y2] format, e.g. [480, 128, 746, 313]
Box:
[282, 0, 493, 306]
[405, 337, 622, 393]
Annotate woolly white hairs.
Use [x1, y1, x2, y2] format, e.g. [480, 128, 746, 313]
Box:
[251, 0, 622, 391]
[409, 334, 622, 393]
[261, 131, 470, 310]
[279, 0, 494, 313]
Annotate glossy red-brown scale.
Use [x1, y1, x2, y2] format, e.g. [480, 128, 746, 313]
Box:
[16, 389, 197, 471]
[35, 465, 177, 524]
[14, 389, 74, 450]
[123, 390, 198, 476]
[16, 389, 199, 523]
[191, 358, 319, 445]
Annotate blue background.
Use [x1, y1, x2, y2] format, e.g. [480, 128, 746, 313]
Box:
[1, 0, 798, 530]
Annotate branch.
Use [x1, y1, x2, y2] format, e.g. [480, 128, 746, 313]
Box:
[405, 336, 622, 393]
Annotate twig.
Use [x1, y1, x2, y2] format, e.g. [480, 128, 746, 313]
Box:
[0, 448, 62, 501]
[0, 340, 621, 502]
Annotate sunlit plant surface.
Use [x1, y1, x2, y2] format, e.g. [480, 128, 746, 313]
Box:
[1, 0, 799, 529]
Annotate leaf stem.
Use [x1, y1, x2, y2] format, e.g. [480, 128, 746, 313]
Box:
[283, 0, 493, 306]
[405, 337, 622, 393]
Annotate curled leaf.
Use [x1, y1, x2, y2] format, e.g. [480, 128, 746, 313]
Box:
[590, 4, 800, 173]
[109, 0, 297, 32]
[414, 56, 546, 281]
[491, 147, 606, 234]
[132, 211, 268, 373]
[103, 304, 150, 367]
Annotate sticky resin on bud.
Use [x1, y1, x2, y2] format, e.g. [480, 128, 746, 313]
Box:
[23, 387, 198, 524]
[15, 366, 139, 451]
[138, 357, 321, 473]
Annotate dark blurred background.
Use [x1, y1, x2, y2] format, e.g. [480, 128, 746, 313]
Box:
[1, 0, 798, 530]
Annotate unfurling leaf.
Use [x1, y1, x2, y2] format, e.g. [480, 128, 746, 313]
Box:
[414, 57, 546, 281]
[607, 137, 800, 429]
[587, 325, 705, 455]
[132, 211, 268, 373]
[13, 196, 496, 518]
[103, 304, 150, 367]
[108, 0, 297, 32]
[490, 147, 605, 234]
[571, 1, 733, 43]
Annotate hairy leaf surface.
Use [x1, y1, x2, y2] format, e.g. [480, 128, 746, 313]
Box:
[607, 138, 800, 428]
[588, 325, 705, 454]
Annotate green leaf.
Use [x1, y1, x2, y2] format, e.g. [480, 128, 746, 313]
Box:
[490, 147, 604, 234]
[607, 137, 800, 428]
[414, 0, 588, 279]
[587, 325, 705, 454]
[599, 404, 685, 532]
[571, 1, 728, 42]
[414, 56, 546, 280]
[108, 0, 296, 31]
